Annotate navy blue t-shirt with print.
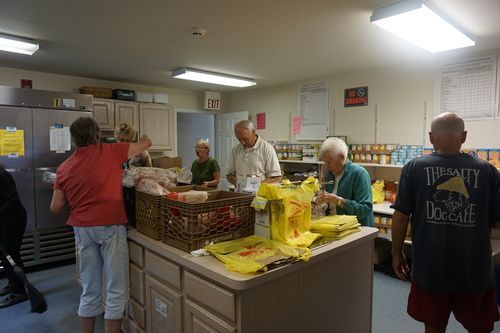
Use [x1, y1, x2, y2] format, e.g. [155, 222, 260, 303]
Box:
[392, 153, 500, 293]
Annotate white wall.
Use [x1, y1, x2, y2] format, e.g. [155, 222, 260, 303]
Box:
[227, 58, 500, 148]
[0, 66, 203, 111]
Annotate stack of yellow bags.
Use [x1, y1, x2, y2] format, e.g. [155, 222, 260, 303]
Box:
[204, 235, 312, 274]
[309, 215, 361, 240]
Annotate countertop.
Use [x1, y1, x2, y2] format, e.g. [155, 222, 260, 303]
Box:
[128, 226, 378, 291]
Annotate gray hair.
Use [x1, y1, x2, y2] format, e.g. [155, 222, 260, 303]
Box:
[196, 138, 210, 151]
[234, 119, 255, 132]
[318, 137, 348, 162]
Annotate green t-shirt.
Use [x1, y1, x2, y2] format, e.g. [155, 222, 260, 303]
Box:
[191, 157, 220, 187]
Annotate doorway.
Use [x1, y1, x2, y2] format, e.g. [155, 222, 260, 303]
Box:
[176, 112, 215, 171]
[176, 110, 248, 190]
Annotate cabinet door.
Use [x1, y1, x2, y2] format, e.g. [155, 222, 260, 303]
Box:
[145, 275, 182, 333]
[115, 101, 140, 132]
[139, 104, 173, 150]
[184, 300, 236, 333]
[93, 98, 115, 130]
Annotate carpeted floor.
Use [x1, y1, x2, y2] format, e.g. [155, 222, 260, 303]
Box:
[0, 262, 499, 333]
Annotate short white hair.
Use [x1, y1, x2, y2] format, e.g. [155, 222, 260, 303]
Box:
[318, 137, 348, 162]
[234, 120, 255, 132]
[196, 139, 210, 151]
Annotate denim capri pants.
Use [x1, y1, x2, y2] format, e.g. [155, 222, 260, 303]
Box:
[74, 224, 129, 320]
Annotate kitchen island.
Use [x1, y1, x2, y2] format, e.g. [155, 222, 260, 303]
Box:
[123, 227, 378, 333]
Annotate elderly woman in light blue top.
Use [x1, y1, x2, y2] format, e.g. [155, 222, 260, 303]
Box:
[316, 137, 374, 226]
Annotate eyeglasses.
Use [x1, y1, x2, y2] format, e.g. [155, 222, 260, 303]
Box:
[195, 146, 208, 149]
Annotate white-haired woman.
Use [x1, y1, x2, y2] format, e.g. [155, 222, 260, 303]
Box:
[316, 137, 374, 226]
[191, 139, 221, 188]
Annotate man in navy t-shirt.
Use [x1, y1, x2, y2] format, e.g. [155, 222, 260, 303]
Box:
[392, 112, 500, 333]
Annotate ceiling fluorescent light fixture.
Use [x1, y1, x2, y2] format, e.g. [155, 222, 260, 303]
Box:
[0, 33, 39, 55]
[171, 68, 256, 87]
[370, 0, 475, 53]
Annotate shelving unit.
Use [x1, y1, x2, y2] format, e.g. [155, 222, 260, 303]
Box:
[357, 163, 402, 168]
[278, 159, 325, 182]
[357, 163, 413, 262]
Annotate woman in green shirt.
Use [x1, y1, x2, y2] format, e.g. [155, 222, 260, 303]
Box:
[316, 137, 374, 226]
[191, 139, 221, 188]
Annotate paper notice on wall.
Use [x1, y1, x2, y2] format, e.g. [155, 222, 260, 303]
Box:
[256, 112, 266, 129]
[292, 116, 301, 135]
[50, 125, 71, 153]
[0, 127, 25, 157]
[296, 82, 329, 140]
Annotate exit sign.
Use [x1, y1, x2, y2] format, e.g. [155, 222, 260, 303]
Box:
[204, 91, 221, 110]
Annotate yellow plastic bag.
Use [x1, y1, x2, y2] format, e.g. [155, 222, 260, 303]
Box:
[257, 180, 321, 247]
[204, 235, 312, 274]
[372, 180, 385, 204]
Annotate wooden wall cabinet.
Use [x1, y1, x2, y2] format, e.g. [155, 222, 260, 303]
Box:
[139, 103, 173, 151]
[92, 98, 115, 130]
[91, 98, 173, 152]
[115, 101, 140, 131]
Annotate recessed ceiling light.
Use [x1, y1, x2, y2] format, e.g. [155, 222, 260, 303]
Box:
[370, 0, 475, 53]
[0, 33, 39, 55]
[171, 68, 256, 88]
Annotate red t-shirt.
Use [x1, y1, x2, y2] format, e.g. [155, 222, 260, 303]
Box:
[54, 143, 129, 227]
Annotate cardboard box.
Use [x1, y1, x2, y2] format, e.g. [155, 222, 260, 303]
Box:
[252, 199, 283, 239]
[153, 93, 169, 104]
[136, 92, 154, 103]
[152, 156, 182, 169]
[255, 223, 271, 239]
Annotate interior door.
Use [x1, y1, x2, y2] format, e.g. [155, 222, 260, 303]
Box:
[215, 111, 248, 190]
[176, 112, 215, 173]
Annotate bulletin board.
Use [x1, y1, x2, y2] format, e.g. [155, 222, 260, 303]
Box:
[295, 82, 330, 140]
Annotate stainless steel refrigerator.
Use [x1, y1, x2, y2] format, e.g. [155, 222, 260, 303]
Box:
[0, 86, 92, 267]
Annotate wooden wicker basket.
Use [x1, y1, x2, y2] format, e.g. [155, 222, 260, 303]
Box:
[79, 86, 113, 99]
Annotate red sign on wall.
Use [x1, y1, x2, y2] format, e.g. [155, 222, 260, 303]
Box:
[344, 86, 368, 107]
[256, 112, 266, 130]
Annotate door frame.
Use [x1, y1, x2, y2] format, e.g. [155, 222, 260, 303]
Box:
[174, 108, 219, 157]
[215, 111, 249, 190]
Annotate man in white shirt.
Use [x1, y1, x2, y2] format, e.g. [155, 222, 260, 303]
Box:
[226, 120, 281, 191]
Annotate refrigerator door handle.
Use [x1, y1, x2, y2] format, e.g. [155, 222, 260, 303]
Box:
[5, 168, 33, 172]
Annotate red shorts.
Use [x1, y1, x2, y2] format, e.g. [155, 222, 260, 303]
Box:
[408, 282, 499, 332]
